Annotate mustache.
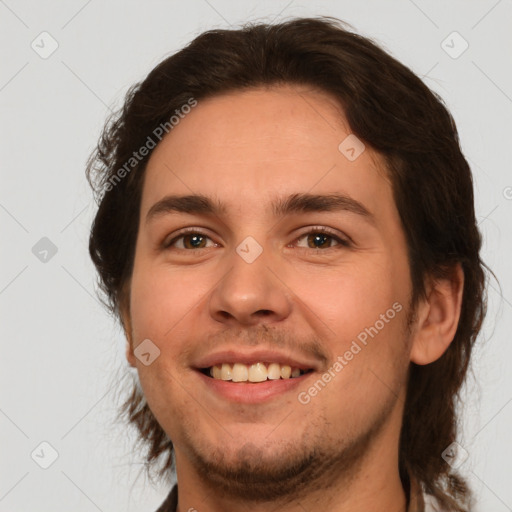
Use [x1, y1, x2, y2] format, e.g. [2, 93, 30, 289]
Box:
[181, 324, 330, 369]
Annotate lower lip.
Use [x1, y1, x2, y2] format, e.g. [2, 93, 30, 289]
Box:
[195, 370, 313, 404]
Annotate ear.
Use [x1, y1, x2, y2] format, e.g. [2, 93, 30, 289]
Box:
[410, 264, 464, 365]
[119, 289, 137, 368]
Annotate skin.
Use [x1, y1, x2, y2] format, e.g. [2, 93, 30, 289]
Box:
[121, 85, 464, 511]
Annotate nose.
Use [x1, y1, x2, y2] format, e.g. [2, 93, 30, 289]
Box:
[208, 242, 292, 326]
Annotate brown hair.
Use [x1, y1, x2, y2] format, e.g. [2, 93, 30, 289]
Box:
[86, 16, 490, 510]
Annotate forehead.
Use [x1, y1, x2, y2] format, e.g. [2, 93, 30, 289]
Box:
[141, 85, 395, 225]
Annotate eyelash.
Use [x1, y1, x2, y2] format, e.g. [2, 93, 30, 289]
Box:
[162, 226, 351, 251]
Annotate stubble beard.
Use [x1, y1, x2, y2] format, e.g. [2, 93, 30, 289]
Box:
[179, 393, 398, 505]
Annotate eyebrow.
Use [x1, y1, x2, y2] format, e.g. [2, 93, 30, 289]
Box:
[145, 192, 375, 225]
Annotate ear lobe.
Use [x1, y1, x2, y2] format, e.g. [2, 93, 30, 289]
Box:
[125, 338, 137, 368]
[119, 294, 137, 368]
[410, 264, 464, 365]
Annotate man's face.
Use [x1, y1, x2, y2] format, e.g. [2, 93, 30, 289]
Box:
[124, 86, 416, 499]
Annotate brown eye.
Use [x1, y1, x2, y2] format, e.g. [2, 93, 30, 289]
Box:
[294, 228, 350, 250]
[306, 233, 335, 249]
[164, 230, 216, 250]
[180, 234, 208, 249]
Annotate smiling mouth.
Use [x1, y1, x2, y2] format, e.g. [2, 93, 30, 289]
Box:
[199, 362, 313, 383]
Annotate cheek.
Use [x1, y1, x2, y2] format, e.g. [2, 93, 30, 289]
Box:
[290, 257, 410, 398]
[128, 266, 197, 429]
[298, 267, 409, 412]
[130, 271, 169, 340]
[129, 260, 212, 342]
[290, 258, 400, 339]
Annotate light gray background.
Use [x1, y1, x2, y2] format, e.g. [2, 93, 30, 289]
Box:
[1, 1, 511, 510]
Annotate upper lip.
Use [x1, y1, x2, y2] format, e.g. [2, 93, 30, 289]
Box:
[193, 348, 320, 372]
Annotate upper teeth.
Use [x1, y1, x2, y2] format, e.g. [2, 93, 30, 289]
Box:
[208, 362, 304, 382]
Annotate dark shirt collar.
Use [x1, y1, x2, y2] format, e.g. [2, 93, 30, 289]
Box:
[155, 477, 426, 512]
[155, 483, 177, 512]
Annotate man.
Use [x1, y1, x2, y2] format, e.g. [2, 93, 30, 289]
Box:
[86, 16, 487, 512]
